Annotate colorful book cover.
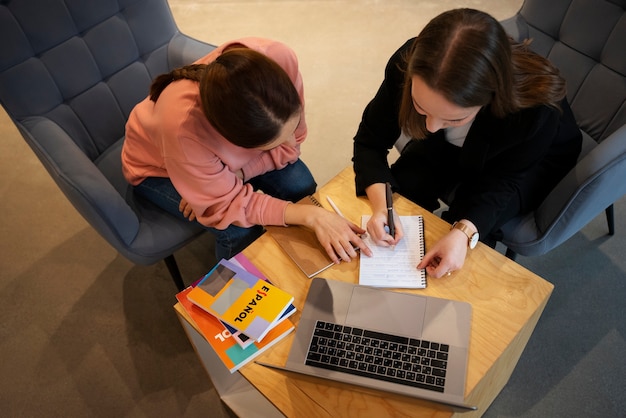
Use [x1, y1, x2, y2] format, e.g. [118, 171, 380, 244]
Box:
[219, 300, 295, 348]
[176, 287, 294, 373]
[187, 258, 294, 342]
[230, 254, 296, 322]
[189, 255, 256, 348]
[190, 254, 295, 349]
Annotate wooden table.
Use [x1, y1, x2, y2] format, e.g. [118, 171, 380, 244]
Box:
[175, 166, 553, 417]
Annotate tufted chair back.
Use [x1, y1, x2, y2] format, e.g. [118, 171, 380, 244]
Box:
[0, 0, 216, 289]
[503, 0, 626, 144]
[499, 0, 626, 258]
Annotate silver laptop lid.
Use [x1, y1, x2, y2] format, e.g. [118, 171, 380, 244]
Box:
[259, 278, 475, 411]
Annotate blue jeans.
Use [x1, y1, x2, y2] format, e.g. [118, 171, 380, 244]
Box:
[134, 159, 317, 260]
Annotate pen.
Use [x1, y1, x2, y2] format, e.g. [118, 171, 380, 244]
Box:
[385, 182, 395, 239]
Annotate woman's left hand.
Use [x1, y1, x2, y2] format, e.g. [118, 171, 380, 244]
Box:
[417, 229, 468, 278]
[179, 198, 197, 221]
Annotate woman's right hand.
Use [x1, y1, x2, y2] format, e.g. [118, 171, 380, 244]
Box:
[366, 209, 403, 247]
[364, 182, 403, 247]
[312, 209, 373, 264]
[284, 204, 372, 264]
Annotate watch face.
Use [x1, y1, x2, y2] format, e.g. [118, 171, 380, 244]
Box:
[469, 233, 479, 249]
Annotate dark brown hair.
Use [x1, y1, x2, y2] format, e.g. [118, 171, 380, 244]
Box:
[150, 47, 302, 148]
[399, 8, 566, 139]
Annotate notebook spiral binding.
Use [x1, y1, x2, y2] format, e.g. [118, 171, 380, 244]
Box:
[308, 195, 323, 207]
[417, 216, 427, 287]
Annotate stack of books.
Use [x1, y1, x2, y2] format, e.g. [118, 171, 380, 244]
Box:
[176, 254, 295, 373]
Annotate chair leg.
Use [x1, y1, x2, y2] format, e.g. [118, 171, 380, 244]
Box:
[505, 248, 518, 261]
[164, 255, 185, 291]
[606, 204, 615, 235]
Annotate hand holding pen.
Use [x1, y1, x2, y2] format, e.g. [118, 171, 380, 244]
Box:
[363, 182, 403, 248]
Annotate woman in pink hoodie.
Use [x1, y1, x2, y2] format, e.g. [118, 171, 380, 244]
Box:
[122, 38, 371, 262]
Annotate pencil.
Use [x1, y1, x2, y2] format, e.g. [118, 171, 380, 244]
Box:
[326, 196, 346, 219]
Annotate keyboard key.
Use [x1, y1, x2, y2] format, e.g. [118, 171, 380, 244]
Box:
[432, 368, 446, 377]
[314, 328, 334, 338]
[431, 359, 447, 369]
[364, 330, 409, 345]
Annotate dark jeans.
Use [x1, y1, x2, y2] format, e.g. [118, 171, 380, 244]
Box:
[135, 159, 316, 260]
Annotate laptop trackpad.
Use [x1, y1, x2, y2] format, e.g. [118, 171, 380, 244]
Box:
[345, 287, 426, 337]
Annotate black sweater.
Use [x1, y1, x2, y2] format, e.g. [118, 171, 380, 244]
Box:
[352, 38, 582, 236]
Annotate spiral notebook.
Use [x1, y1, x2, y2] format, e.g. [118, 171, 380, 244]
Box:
[359, 215, 426, 288]
[266, 195, 335, 278]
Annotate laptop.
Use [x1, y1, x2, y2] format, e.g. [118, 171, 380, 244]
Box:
[257, 277, 476, 411]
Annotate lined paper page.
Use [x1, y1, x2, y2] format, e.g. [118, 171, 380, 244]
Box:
[359, 215, 426, 288]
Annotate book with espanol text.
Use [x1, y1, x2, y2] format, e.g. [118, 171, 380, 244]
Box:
[176, 287, 294, 373]
[220, 254, 295, 348]
[187, 258, 294, 342]
[266, 195, 336, 278]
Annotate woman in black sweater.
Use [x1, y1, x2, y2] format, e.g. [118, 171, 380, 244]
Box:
[352, 9, 581, 278]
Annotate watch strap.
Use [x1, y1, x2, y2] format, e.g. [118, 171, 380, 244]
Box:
[451, 221, 478, 249]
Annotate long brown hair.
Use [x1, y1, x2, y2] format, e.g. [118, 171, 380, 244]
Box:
[149, 47, 302, 148]
[399, 8, 566, 139]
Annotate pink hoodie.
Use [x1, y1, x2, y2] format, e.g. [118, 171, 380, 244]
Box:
[121, 38, 307, 229]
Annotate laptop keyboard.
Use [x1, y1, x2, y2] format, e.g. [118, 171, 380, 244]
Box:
[305, 320, 449, 393]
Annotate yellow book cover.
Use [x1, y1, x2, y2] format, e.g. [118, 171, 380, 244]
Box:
[187, 259, 294, 342]
[176, 287, 294, 373]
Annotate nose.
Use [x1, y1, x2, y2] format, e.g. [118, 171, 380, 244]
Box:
[425, 116, 444, 133]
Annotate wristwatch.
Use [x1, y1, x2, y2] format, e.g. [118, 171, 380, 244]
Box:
[451, 221, 479, 249]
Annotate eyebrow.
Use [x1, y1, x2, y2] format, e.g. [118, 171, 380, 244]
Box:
[412, 98, 473, 122]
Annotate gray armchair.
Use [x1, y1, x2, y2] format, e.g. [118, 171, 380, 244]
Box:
[498, 0, 626, 259]
[0, 0, 216, 289]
